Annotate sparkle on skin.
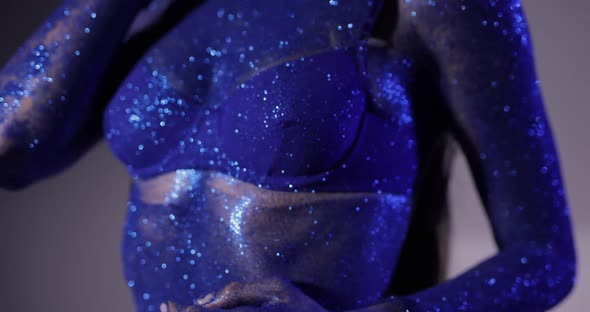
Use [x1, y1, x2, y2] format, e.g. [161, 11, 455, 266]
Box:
[0, 0, 575, 311]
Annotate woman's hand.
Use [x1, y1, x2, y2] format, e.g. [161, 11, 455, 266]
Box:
[201, 277, 328, 312]
[162, 302, 264, 312]
[160, 278, 409, 312]
[161, 302, 198, 312]
[161, 277, 329, 312]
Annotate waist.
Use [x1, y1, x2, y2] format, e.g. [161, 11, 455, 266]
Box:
[133, 168, 401, 204]
[123, 169, 412, 310]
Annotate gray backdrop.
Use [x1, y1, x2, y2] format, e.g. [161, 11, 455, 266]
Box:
[0, 0, 588, 311]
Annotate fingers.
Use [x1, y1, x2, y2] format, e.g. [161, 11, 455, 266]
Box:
[195, 293, 215, 306]
[202, 281, 262, 309]
[202, 279, 288, 309]
[160, 302, 175, 312]
[162, 301, 203, 312]
[162, 278, 291, 312]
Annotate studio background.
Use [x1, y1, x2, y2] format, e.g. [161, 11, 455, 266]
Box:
[0, 0, 587, 310]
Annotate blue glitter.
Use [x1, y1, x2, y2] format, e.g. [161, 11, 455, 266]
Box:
[0, 0, 576, 311]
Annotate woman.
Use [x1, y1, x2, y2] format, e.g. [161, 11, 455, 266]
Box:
[0, 0, 576, 311]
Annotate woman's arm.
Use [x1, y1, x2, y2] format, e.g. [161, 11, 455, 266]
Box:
[379, 1, 576, 310]
[0, 0, 147, 189]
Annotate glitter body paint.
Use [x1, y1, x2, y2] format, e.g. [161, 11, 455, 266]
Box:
[0, 0, 576, 311]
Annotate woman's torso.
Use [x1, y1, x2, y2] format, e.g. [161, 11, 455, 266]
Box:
[103, 1, 424, 310]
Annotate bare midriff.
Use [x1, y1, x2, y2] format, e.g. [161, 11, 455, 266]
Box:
[122, 169, 412, 310]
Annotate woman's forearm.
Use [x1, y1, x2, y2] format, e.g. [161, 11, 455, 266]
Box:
[346, 301, 403, 312]
[0, 0, 145, 145]
[348, 240, 574, 312]
[0, 0, 146, 188]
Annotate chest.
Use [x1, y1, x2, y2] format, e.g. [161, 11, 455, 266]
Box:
[103, 1, 419, 187]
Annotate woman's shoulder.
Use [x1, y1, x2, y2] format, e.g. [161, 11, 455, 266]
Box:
[397, 0, 529, 41]
[394, 0, 533, 71]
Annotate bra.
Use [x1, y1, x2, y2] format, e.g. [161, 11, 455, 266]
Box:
[104, 47, 417, 194]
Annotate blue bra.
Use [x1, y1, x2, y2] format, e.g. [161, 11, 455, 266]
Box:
[104, 47, 417, 194]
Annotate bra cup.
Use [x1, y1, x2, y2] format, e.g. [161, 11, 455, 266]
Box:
[103, 53, 213, 169]
[102, 0, 384, 179]
[219, 49, 367, 177]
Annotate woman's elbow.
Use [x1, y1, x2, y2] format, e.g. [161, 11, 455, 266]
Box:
[0, 171, 36, 191]
[0, 156, 38, 191]
[553, 238, 577, 303]
[539, 236, 577, 308]
[0, 141, 44, 191]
